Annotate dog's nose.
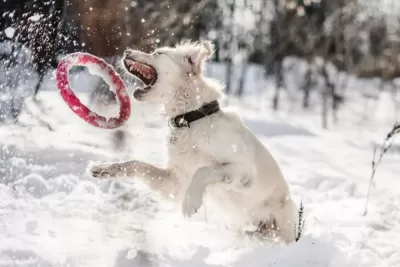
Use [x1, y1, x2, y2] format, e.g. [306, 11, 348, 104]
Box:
[124, 50, 135, 59]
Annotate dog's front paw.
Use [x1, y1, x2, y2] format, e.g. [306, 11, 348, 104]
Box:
[182, 183, 205, 218]
[88, 163, 123, 179]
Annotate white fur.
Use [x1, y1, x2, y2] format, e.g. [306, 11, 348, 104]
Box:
[89, 40, 299, 244]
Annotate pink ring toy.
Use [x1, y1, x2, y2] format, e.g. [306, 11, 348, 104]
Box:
[56, 52, 131, 129]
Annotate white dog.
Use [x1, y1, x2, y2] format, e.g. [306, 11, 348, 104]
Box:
[89, 40, 299, 244]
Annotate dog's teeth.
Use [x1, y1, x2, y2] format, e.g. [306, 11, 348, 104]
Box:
[126, 60, 155, 84]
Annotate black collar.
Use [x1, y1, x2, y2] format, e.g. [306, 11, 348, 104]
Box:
[170, 100, 220, 128]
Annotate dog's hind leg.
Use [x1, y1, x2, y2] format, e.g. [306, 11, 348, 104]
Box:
[89, 160, 177, 196]
[182, 163, 254, 217]
[252, 198, 299, 244]
[271, 198, 299, 244]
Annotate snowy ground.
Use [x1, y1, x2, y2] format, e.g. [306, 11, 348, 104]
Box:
[0, 68, 400, 267]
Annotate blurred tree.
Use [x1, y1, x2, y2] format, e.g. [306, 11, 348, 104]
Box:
[2, 0, 399, 131]
[0, 0, 66, 126]
[264, 0, 360, 127]
[1, 0, 65, 87]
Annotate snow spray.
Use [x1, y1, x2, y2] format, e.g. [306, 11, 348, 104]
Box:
[56, 53, 131, 129]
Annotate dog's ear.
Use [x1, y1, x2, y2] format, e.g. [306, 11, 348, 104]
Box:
[200, 40, 214, 59]
[186, 40, 214, 75]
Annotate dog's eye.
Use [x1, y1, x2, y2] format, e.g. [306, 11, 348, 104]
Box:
[153, 52, 164, 56]
[187, 56, 194, 65]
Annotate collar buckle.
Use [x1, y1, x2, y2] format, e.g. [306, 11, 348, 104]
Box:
[170, 100, 220, 129]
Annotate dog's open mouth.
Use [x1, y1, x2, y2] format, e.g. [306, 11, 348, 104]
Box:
[123, 58, 158, 99]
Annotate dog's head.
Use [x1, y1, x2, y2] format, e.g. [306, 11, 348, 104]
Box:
[122, 40, 214, 102]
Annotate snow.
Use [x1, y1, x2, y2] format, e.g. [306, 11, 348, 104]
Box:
[4, 27, 15, 39]
[0, 63, 400, 267]
[28, 14, 43, 22]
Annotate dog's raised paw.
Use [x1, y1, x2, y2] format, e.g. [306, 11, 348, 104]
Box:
[182, 185, 205, 218]
[90, 165, 107, 178]
[88, 163, 122, 179]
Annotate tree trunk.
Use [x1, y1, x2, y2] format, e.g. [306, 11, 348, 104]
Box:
[302, 66, 312, 109]
[331, 74, 343, 124]
[236, 63, 248, 97]
[273, 61, 283, 111]
[322, 88, 329, 129]
[225, 1, 236, 95]
[225, 58, 233, 94]
[321, 63, 334, 129]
